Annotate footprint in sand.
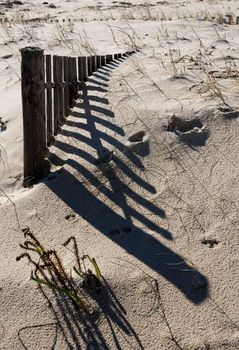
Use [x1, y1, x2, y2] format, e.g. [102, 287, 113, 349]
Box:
[201, 238, 219, 248]
[125, 130, 150, 156]
[165, 115, 209, 147]
[65, 213, 76, 221]
[219, 106, 239, 119]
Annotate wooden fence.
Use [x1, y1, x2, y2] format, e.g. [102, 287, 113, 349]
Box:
[2, 14, 239, 25]
[21, 46, 135, 187]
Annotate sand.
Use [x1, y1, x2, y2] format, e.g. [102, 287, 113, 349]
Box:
[0, 0, 239, 349]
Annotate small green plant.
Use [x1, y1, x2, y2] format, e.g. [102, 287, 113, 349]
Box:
[16, 228, 102, 313]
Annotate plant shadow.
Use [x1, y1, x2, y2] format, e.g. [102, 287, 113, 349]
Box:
[33, 277, 144, 350]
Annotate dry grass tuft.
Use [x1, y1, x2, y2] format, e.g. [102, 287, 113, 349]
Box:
[16, 228, 102, 314]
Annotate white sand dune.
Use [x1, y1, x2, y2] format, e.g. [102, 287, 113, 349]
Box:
[0, 1, 239, 349]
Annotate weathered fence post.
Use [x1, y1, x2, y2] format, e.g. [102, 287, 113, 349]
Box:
[68, 57, 74, 108]
[101, 55, 106, 66]
[92, 55, 97, 72]
[82, 56, 88, 81]
[106, 54, 111, 64]
[45, 54, 53, 145]
[53, 55, 60, 134]
[21, 47, 46, 186]
[78, 56, 83, 82]
[71, 57, 77, 101]
[58, 56, 64, 125]
[63, 56, 69, 117]
[226, 14, 233, 25]
[87, 56, 93, 76]
[96, 55, 101, 69]
[68, 57, 77, 108]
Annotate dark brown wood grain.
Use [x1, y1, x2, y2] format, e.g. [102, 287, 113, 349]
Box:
[68, 56, 74, 108]
[63, 56, 69, 117]
[87, 56, 93, 76]
[78, 56, 83, 82]
[45, 54, 53, 145]
[92, 55, 97, 72]
[96, 55, 101, 69]
[82, 56, 88, 82]
[53, 55, 60, 135]
[21, 47, 46, 186]
[58, 56, 64, 125]
[101, 55, 106, 66]
[71, 57, 77, 101]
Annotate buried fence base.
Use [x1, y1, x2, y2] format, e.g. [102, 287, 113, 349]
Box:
[22, 160, 51, 188]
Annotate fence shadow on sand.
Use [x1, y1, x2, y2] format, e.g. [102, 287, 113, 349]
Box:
[44, 57, 209, 348]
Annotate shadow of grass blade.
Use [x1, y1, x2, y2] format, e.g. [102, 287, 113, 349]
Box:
[31, 276, 89, 313]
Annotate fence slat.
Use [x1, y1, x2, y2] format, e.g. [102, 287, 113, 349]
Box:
[87, 56, 93, 76]
[82, 56, 88, 81]
[96, 55, 101, 69]
[58, 56, 64, 125]
[53, 55, 60, 135]
[21, 47, 46, 186]
[71, 57, 77, 101]
[78, 56, 83, 82]
[63, 56, 69, 117]
[101, 55, 106, 66]
[46, 54, 53, 146]
[92, 55, 96, 72]
[68, 57, 74, 108]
